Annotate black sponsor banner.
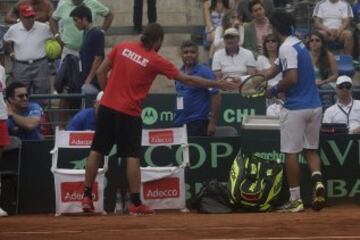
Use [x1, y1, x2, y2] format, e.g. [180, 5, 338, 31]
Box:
[16, 133, 360, 213]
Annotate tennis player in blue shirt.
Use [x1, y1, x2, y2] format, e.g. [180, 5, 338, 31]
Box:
[262, 10, 325, 212]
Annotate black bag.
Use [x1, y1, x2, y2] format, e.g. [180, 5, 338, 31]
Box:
[192, 179, 232, 213]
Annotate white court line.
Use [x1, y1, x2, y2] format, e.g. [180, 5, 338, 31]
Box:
[200, 237, 360, 240]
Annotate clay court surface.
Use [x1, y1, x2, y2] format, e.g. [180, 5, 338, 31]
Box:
[0, 205, 360, 240]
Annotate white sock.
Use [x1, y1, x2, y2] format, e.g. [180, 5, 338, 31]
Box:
[289, 186, 301, 201]
[312, 171, 322, 177]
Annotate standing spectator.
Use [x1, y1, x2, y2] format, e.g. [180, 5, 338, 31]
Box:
[262, 11, 325, 212]
[66, 91, 103, 131]
[50, 0, 113, 59]
[174, 40, 221, 137]
[70, 5, 104, 95]
[6, 82, 43, 140]
[5, 0, 54, 24]
[0, 57, 10, 217]
[243, 0, 272, 57]
[213, 28, 256, 81]
[323, 76, 360, 134]
[133, 0, 157, 34]
[3, 4, 53, 95]
[81, 23, 238, 214]
[237, 0, 274, 23]
[313, 0, 354, 55]
[308, 31, 338, 88]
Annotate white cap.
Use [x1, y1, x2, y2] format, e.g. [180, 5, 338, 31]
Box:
[96, 91, 104, 102]
[224, 28, 240, 37]
[336, 76, 352, 86]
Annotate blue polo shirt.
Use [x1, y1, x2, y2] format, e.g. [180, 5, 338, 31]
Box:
[276, 36, 321, 110]
[7, 102, 43, 140]
[174, 63, 219, 125]
[80, 27, 105, 89]
[66, 108, 96, 131]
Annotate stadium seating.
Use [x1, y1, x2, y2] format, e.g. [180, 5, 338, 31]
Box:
[335, 55, 355, 77]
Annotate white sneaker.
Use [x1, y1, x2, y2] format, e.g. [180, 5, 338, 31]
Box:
[0, 207, 8, 217]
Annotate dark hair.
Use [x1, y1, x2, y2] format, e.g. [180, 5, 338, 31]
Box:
[262, 33, 280, 58]
[221, 9, 241, 30]
[308, 31, 330, 80]
[6, 82, 27, 100]
[140, 23, 164, 50]
[248, 0, 264, 12]
[70, 5, 92, 23]
[180, 40, 198, 52]
[269, 10, 296, 36]
[210, 0, 230, 10]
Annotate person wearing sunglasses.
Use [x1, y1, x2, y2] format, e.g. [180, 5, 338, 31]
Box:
[5, 82, 43, 140]
[323, 76, 360, 134]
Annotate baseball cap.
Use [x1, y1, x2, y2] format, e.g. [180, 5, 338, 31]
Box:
[19, 4, 36, 17]
[96, 91, 104, 102]
[224, 28, 239, 37]
[336, 76, 352, 86]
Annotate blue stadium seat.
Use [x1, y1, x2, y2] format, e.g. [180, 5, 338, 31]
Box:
[335, 55, 355, 77]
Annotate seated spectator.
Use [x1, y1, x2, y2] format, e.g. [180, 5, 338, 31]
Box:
[237, 0, 274, 23]
[313, 0, 354, 55]
[352, 0, 360, 57]
[323, 76, 360, 134]
[243, 0, 272, 57]
[3, 4, 53, 95]
[6, 82, 43, 140]
[308, 31, 338, 89]
[203, 0, 230, 51]
[66, 91, 103, 131]
[173, 40, 221, 137]
[213, 28, 256, 81]
[5, 0, 54, 24]
[213, 9, 244, 58]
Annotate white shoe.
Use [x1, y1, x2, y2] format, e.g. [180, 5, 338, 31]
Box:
[0, 207, 8, 217]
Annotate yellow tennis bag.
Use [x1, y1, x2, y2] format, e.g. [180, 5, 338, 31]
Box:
[228, 152, 283, 212]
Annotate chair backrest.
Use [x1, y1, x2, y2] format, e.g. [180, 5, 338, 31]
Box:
[214, 126, 238, 137]
[4, 136, 22, 152]
[335, 55, 354, 77]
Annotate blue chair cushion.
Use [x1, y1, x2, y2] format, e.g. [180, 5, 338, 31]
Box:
[335, 55, 354, 77]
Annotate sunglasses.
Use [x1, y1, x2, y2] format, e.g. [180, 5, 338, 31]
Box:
[338, 84, 352, 90]
[310, 38, 321, 43]
[266, 39, 277, 43]
[16, 93, 28, 99]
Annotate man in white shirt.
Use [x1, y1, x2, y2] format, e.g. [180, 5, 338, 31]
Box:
[323, 76, 360, 134]
[3, 4, 53, 94]
[313, 0, 354, 55]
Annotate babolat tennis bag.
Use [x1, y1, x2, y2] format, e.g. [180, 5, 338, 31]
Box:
[228, 152, 283, 211]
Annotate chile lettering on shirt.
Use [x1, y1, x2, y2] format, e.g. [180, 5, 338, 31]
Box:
[122, 48, 149, 67]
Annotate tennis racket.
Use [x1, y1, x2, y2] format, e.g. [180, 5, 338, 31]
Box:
[239, 74, 267, 98]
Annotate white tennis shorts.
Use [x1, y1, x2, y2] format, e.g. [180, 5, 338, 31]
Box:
[280, 107, 322, 153]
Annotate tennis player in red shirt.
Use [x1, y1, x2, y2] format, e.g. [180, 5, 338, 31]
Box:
[82, 23, 239, 215]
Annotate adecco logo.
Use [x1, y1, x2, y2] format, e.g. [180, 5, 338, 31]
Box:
[69, 132, 94, 146]
[60, 182, 98, 202]
[143, 177, 180, 199]
[149, 130, 174, 144]
[142, 107, 158, 125]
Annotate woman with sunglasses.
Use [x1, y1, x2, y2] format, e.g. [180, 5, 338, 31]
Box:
[308, 31, 338, 89]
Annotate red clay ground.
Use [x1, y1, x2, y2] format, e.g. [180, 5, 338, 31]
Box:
[1, 205, 360, 240]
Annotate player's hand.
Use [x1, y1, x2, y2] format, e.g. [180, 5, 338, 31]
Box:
[218, 77, 240, 91]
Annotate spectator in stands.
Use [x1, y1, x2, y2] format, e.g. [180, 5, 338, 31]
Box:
[323, 76, 360, 134]
[308, 31, 338, 89]
[133, 0, 157, 34]
[203, 0, 230, 55]
[81, 23, 238, 215]
[66, 91, 103, 131]
[237, 0, 274, 23]
[174, 40, 221, 137]
[0, 56, 10, 217]
[5, 82, 43, 140]
[3, 4, 53, 95]
[243, 0, 272, 57]
[70, 5, 104, 95]
[352, 0, 360, 57]
[213, 28, 256, 81]
[313, 0, 354, 55]
[5, 0, 54, 24]
[50, 0, 113, 59]
[213, 9, 244, 58]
